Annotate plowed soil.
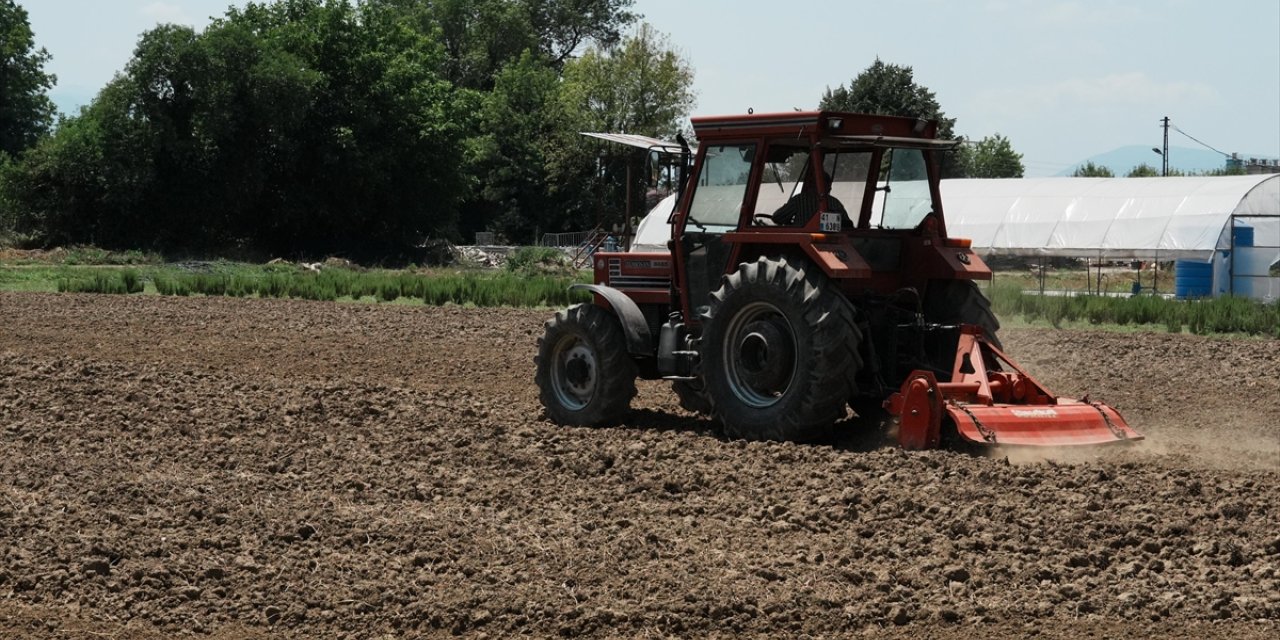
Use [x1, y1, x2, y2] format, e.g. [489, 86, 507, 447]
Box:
[1, 292, 1277, 639]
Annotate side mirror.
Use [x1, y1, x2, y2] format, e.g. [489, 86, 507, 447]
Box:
[646, 151, 662, 188]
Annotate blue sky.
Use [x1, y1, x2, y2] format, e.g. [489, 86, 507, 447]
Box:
[24, 0, 1280, 176]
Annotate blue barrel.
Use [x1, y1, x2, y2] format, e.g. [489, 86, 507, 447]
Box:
[1175, 259, 1213, 299]
[1234, 225, 1254, 248]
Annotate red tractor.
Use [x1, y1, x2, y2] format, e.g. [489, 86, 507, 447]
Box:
[536, 111, 1141, 449]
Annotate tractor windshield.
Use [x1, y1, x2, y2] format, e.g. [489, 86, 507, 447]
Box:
[878, 148, 933, 229]
[754, 145, 873, 227]
[755, 145, 809, 216]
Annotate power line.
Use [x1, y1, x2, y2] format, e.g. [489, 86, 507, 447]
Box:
[1171, 124, 1231, 158]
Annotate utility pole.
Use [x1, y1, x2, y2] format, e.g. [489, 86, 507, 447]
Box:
[1160, 116, 1170, 176]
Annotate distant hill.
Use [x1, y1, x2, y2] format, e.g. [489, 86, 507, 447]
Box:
[1056, 145, 1275, 176]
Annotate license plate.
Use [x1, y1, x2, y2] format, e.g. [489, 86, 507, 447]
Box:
[820, 212, 841, 232]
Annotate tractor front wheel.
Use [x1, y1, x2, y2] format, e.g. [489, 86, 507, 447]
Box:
[535, 304, 637, 426]
[701, 256, 862, 442]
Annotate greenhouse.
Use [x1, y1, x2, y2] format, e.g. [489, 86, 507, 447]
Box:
[941, 175, 1279, 300]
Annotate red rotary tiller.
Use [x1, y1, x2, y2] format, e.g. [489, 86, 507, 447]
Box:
[887, 326, 1142, 449]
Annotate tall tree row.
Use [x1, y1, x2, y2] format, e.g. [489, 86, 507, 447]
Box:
[2, 4, 1031, 258]
[0, 0, 689, 257]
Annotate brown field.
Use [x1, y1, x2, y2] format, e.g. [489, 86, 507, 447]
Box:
[1, 292, 1277, 639]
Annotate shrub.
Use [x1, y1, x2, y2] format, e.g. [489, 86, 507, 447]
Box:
[120, 269, 143, 294]
[505, 246, 573, 276]
[227, 275, 255, 297]
[153, 274, 190, 296]
[259, 273, 289, 298]
[376, 278, 400, 302]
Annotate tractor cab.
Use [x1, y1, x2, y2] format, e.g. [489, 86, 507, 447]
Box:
[670, 111, 989, 327]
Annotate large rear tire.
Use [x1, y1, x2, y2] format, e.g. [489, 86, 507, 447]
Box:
[535, 304, 637, 426]
[925, 280, 1003, 350]
[701, 256, 862, 442]
[672, 379, 713, 416]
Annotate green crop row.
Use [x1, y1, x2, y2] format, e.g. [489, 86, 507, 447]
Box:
[987, 280, 1280, 336]
[60, 267, 590, 308]
[57, 269, 145, 295]
[48, 267, 1278, 335]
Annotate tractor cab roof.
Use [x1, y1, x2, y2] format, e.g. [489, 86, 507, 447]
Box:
[690, 110, 952, 149]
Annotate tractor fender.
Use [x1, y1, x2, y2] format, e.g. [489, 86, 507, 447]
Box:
[570, 284, 653, 356]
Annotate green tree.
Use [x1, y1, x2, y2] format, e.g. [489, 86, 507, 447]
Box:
[466, 52, 568, 242]
[0, 0, 56, 157]
[562, 23, 693, 136]
[463, 21, 694, 243]
[4, 77, 154, 248]
[8, 0, 466, 258]
[365, 0, 642, 243]
[967, 133, 1024, 178]
[370, 0, 635, 90]
[529, 0, 637, 67]
[373, 0, 537, 90]
[1072, 161, 1114, 177]
[218, 0, 467, 256]
[1127, 163, 1160, 177]
[821, 58, 965, 177]
[554, 22, 694, 236]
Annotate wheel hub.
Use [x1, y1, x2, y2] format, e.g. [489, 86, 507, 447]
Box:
[553, 339, 597, 410]
[723, 302, 798, 408]
[737, 321, 794, 392]
[565, 354, 592, 387]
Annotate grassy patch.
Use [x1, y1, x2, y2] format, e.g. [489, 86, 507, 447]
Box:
[988, 280, 1280, 336]
[0, 266, 66, 292]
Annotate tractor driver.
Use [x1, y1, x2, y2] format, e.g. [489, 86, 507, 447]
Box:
[769, 169, 850, 228]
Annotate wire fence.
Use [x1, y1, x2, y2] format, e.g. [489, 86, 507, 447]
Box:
[539, 230, 595, 247]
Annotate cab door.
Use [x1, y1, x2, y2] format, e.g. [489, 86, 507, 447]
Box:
[675, 143, 758, 321]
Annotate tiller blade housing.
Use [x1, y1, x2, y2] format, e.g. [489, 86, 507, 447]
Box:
[886, 326, 1142, 450]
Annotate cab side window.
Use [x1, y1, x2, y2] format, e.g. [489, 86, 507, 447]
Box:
[687, 144, 756, 232]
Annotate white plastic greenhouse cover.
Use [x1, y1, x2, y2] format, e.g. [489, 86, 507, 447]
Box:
[942, 175, 1279, 260]
[630, 175, 1280, 259]
[631, 193, 677, 252]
